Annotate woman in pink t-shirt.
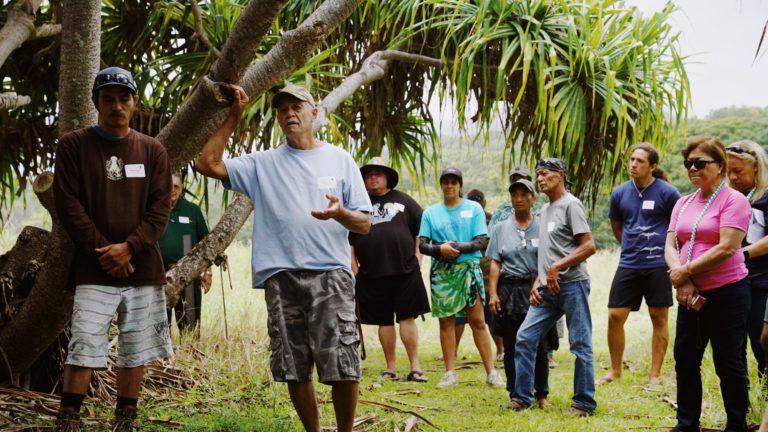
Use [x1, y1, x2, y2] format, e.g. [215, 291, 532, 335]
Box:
[664, 136, 751, 432]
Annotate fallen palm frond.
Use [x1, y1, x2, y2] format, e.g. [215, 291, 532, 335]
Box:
[358, 399, 437, 429]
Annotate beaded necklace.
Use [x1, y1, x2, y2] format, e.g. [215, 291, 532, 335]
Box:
[747, 187, 756, 202]
[673, 180, 727, 264]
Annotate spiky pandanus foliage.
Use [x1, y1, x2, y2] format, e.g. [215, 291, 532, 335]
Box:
[390, 0, 689, 203]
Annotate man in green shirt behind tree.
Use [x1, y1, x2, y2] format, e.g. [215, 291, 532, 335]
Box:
[159, 173, 212, 336]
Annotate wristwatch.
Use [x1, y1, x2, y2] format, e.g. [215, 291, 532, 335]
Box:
[744, 248, 751, 261]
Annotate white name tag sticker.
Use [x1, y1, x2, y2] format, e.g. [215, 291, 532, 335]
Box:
[460, 210, 473, 218]
[642, 200, 655, 210]
[393, 203, 405, 212]
[547, 221, 555, 232]
[178, 216, 190, 224]
[124, 164, 145, 178]
[531, 238, 539, 247]
[317, 176, 337, 189]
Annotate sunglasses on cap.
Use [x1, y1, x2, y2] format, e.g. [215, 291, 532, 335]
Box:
[93, 73, 137, 92]
[535, 158, 566, 171]
[726, 145, 756, 157]
[683, 158, 717, 170]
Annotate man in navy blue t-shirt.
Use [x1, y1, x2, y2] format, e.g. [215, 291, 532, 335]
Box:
[597, 143, 680, 386]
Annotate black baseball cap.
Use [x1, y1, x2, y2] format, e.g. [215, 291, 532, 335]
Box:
[439, 167, 463, 185]
[92, 67, 137, 96]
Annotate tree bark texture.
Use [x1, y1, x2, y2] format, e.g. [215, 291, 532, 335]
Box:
[0, 92, 32, 110]
[0, 0, 41, 70]
[158, 0, 362, 171]
[160, 0, 289, 170]
[57, 0, 99, 133]
[0, 0, 99, 381]
[0, 174, 73, 383]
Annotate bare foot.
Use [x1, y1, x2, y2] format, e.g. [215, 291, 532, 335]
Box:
[595, 373, 619, 385]
[537, 398, 550, 409]
[647, 376, 661, 387]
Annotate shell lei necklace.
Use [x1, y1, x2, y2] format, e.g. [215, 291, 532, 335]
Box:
[632, 178, 655, 198]
[673, 180, 728, 264]
[747, 187, 756, 201]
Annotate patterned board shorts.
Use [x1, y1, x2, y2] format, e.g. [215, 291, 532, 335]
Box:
[430, 260, 485, 318]
[264, 269, 361, 384]
[66, 285, 173, 369]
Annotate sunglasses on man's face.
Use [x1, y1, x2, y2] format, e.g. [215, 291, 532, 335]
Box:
[683, 158, 717, 170]
[726, 146, 756, 157]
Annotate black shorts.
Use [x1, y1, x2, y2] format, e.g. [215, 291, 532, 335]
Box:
[356, 269, 431, 326]
[608, 267, 673, 311]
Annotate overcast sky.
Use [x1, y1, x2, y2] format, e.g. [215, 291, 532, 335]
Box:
[626, 0, 768, 117]
[430, 1, 768, 134]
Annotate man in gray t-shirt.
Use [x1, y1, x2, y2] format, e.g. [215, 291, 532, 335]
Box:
[506, 158, 598, 416]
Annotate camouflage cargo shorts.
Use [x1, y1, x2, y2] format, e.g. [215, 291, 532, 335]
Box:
[264, 269, 361, 383]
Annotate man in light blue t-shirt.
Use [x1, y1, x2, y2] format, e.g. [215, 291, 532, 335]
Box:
[196, 84, 372, 432]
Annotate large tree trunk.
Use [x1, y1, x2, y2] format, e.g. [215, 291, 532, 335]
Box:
[0, 0, 100, 383]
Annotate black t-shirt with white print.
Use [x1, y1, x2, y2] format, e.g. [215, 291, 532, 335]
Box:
[349, 189, 423, 278]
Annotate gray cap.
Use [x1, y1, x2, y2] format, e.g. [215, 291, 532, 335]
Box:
[360, 157, 399, 189]
[439, 167, 463, 185]
[92, 66, 137, 96]
[271, 83, 315, 108]
[508, 178, 536, 195]
[509, 165, 532, 182]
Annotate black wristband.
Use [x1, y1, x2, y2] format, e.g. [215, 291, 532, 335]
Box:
[744, 248, 751, 261]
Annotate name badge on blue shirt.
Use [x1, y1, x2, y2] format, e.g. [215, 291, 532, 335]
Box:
[642, 200, 655, 210]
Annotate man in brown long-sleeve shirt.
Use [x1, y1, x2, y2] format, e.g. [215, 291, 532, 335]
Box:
[53, 67, 172, 432]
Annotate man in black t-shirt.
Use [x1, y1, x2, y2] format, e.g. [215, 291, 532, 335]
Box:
[350, 157, 431, 382]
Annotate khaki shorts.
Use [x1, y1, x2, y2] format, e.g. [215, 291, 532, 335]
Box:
[66, 284, 173, 369]
[264, 269, 361, 383]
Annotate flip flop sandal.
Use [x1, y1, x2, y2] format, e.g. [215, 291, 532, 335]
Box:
[379, 371, 398, 380]
[406, 371, 428, 382]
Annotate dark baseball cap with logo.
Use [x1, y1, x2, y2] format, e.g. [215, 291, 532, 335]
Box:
[439, 167, 463, 186]
[92, 67, 137, 97]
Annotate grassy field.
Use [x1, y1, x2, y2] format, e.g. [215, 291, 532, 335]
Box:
[105, 244, 765, 431]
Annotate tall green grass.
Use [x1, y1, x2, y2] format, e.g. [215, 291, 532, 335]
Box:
[168, 244, 766, 431]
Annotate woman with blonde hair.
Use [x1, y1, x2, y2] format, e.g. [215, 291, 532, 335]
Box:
[726, 140, 768, 378]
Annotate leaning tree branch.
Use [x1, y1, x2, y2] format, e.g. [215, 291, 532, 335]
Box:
[158, 0, 362, 172]
[189, 0, 221, 58]
[29, 23, 60, 40]
[166, 49, 444, 300]
[0, 0, 42, 69]
[0, 173, 73, 382]
[0, 92, 31, 110]
[159, 0, 290, 170]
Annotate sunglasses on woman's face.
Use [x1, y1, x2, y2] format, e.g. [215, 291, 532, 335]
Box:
[683, 158, 717, 170]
